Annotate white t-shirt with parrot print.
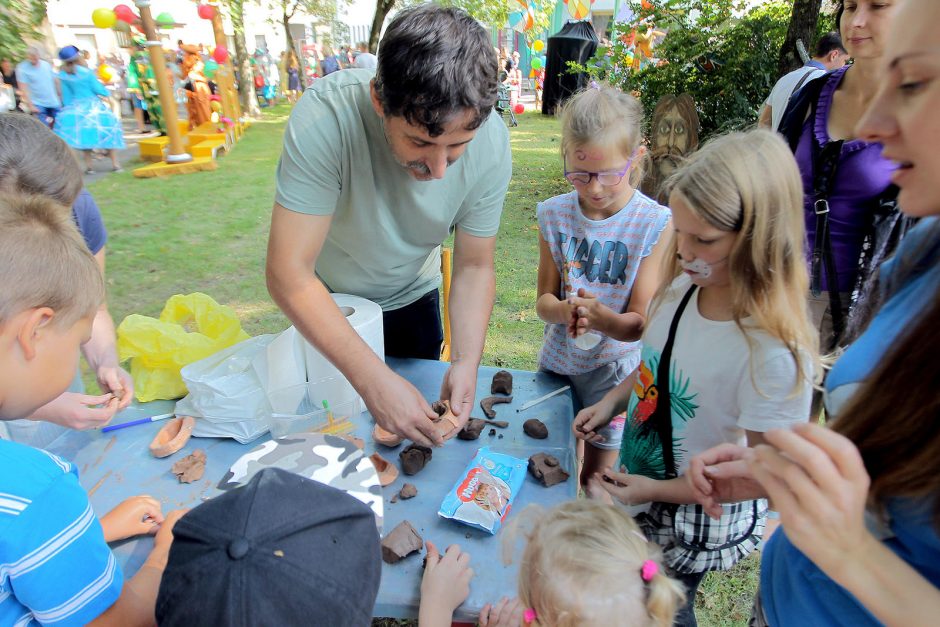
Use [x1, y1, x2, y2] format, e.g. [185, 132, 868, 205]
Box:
[618, 274, 812, 479]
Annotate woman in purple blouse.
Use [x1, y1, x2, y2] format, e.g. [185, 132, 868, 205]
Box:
[778, 0, 899, 351]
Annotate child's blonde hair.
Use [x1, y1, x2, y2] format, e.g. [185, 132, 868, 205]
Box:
[558, 83, 646, 187]
[0, 113, 84, 206]
[0, 194, 103, 328]
[658, 129, 819, 387]
[506, 500, 684, 626]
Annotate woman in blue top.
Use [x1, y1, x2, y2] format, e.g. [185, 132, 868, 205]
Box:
[687, 0, 940, 624]
[53, 45, 125, 173]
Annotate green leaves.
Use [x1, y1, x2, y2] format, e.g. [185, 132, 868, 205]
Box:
[0, 0, 48, 60]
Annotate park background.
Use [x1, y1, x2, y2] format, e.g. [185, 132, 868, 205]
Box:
[3, 0, 842, 624]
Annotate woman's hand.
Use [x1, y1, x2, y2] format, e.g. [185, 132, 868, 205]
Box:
[28, 392, 120, 430]
[749, 423, 874, 581]
[96, 365, 134, 411]
[100, 495, 164, 542]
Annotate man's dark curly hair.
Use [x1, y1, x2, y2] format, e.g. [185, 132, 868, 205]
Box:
[373, 5, 498, 137]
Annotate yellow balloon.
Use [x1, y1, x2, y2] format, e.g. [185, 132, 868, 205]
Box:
[533, 40, 544, 53]
[92, 8, 117, 29]
[98, 65, 114, 82]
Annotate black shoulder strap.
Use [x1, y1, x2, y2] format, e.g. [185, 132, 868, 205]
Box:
[811, 135, 845, 351]
[650, 285, 697, 480]
[777, 71, 831, 152]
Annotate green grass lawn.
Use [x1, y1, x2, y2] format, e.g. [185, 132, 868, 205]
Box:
[88, 104, 758, 626]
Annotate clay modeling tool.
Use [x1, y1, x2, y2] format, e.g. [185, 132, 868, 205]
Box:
[322, 399, 334, 428]
[102, 412, 174, 433]
[517, 386, 571, 412]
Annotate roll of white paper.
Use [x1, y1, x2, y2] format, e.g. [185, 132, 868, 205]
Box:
[302, 294, 385, 407]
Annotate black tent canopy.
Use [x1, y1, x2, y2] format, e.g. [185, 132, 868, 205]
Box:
[542, 20, 599, 115]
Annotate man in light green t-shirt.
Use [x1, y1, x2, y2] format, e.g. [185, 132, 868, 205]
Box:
[267, 5, 512, 447]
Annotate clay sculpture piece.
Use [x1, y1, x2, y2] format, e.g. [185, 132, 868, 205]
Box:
[480, 395, 513, 419]
[399, 483, 418, 500]
[523, 418, 549, 439]
[171, 449, 206, 483]
[430, 400, 461, 441]
[381, 520, 423, 564]
[457, 418, 486, 440]
[488, 428, 496, 437]
[149, 416, 195, 458]
[528, 453, 569, 487]
[369, 452, 400, 487]
[341, 435, 365, 450]
[490, 370, 513, 395]
[373, 424, 404, 447]
[399, 443, 432, 475]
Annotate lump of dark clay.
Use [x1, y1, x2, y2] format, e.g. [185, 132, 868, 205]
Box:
[523, 418, 548, 439]
[528, 453, 570, 487]
[399, 483, 418, 499]
[431, 400, 448, 417]
[488, 428, 496, 437]
[381, 520, 423, 563]
[457, 418, 486, 440]
[172, 449, 206, 483]
[480, 395, 513, 419]
[399, 443, 432, 475]
[490, 370, 513, 396]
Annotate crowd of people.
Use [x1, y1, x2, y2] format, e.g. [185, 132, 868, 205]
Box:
[0, 0, 937, 625]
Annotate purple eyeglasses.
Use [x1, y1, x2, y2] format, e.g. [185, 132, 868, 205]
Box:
[564, 154, 635, 186]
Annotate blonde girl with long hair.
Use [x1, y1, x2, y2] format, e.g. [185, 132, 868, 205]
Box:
[419, 499, 684, 626]
[574, 129, 819, 626]
[536, 83, 671, 487]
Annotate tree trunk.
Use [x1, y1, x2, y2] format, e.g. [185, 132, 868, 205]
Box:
[368, 0, 396, 54]
[777, 0, 824, 78]
[225, 0, 262, 117]
[283, 14, 296, 62]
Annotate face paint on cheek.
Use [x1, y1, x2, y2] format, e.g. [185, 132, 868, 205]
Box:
[679, 256, 728, 279]
[574, 149, 586, 161]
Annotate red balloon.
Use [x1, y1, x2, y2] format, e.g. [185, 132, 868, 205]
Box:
[197, 4, 216, 20]
[513, 103, 525, 114]
[114, 4, 136, 23]
[212, 45, 229, 64]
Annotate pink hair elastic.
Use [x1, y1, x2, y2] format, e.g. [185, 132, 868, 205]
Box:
[523, 607, 537, 624]
[641, 559, 658, 582]
[589, 80, 600, 90]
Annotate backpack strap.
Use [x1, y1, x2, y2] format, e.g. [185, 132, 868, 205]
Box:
[777, 71, 831, 152]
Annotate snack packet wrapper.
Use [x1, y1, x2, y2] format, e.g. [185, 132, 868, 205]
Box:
[438, 447, 526, 534]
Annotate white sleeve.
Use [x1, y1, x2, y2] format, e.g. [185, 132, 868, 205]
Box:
[736, 348, 812, 432]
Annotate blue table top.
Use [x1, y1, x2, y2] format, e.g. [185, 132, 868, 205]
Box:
[46, 358, 577, 622]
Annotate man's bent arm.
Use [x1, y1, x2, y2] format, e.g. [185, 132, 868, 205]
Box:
[266, 203, 441, 445]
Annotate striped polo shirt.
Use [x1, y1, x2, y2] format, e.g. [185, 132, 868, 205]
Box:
[0, 440, 122, 625]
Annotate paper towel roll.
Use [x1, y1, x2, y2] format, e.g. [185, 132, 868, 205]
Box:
[302, 294, 385, 407]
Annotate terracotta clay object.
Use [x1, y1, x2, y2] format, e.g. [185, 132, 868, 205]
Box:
[473, 416, 509, 429]
[369, 452, 400, 487]
[399, 483, 418, 500]
[171, 449, 206, 483]
[431, 400, 461, 441]
[480, 395, 513, 419]
[523, 418, 549, 439]
[373, 424, 404, 447]
[457, 418, 486, 441]
[381, 520, 423, 564]
[149, 416, 194, 458]
[341, 435, 365, 450]
[399, 443, 432, 475]
[528, 453, 570, 487]
[491, 370, 513, 396]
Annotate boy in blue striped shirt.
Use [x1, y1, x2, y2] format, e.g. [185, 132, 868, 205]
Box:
[0, 195, 182, 626]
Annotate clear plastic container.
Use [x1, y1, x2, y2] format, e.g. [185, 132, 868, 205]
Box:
[267, 381, 362, 439]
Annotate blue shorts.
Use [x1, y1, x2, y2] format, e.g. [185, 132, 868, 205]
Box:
[34, 105, 59, 126]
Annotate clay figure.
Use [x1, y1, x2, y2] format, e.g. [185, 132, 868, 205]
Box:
[381, 520, 423, 564]
[528, 453, 569, 487]
[475, 416, 509, 428]
[523, 418, 549, 439]
[399, 483, 418, 500]
[431, 399, 461, 441]
[149, 416, 195, 458]
[457, 418, 486, 440]
[171, 448, 206, 483]
[373, 423, 404, 447]
[480, 395, 513, 419]
[369, 452, 400, 487]
[490, 370, 513, 395]
[399, 443, 432, 475]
